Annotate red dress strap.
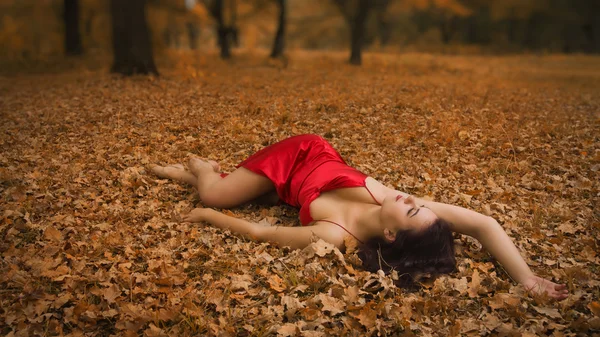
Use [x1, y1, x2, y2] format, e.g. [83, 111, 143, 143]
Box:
[364, 179, 381, 205]
[315, 219, 364, 244]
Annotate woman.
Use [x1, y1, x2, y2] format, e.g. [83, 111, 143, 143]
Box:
[152, 134, 568, 299]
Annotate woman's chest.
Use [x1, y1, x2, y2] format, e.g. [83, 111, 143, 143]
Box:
[308, 187, 377, 220]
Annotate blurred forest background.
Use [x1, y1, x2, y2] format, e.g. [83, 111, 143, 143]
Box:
[0, 0, 598, 68]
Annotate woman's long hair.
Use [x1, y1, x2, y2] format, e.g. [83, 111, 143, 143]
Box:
[358, 218, 456, 287]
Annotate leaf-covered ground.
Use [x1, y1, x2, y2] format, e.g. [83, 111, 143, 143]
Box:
[1, 51, 599, 336]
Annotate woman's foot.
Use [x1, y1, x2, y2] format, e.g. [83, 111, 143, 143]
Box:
[151, 163, 185, 179]
[189, 157, 220, 176]
[151, 164, 198, 185]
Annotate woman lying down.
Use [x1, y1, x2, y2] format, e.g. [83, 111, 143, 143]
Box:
[151, 134, 568, 300]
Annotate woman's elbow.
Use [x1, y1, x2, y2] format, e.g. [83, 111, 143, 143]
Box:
[472, 216, 501, 238]
[249, 226, 264, 242]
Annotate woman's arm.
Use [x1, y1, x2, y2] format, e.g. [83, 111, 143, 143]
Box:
[415, 198, 568, 300]
[182, 208, 345, 250]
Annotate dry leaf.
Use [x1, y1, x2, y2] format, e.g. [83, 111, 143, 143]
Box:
[467, 270, 481, 298]
[43, 226, 62, 241]
[351, 303, 377, 329]
[277, 323, 299, 337]
[103, 284, 121, 304]
[318, 293, 346, 316]
[532, 305, 562, 319]
[1, 50, 597, 337]
[588, 301, 600, 317]
[268, 274, 286, 293]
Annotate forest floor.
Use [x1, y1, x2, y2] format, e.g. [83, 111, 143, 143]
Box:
[1, 50, 599, 336]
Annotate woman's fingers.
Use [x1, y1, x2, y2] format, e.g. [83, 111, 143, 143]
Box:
[524, 276, 569, 300]
[548, 282, 568, 299]
[181, 208, 206, 223]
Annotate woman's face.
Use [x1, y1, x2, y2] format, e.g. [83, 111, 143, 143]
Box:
[380, 194, 438, 240]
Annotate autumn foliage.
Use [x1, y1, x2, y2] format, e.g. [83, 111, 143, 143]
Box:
[1, 51, 599, 336]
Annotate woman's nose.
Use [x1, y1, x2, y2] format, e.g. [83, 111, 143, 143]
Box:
[404, 195, 415, 205]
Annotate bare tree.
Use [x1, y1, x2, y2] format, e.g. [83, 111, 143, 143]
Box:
[270, 0, 286, 58]
[110, 0, 158, 75]
[332, 0, 392, 65]
[206, 0, 238, 58]
[64, 0, 82, 55]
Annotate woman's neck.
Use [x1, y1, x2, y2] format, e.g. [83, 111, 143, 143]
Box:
[351, 203, 384, 242]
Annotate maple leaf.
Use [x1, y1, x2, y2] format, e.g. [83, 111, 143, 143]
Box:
[532, 305, 562, 319]
[318, 293, 346, 316]
[302, 239, 335, 258]
[43, 226, 62, 241]
[103, 284, 121, 304]
[351, 302, 377, 329]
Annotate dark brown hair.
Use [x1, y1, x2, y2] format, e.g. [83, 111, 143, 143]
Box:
[358, 218, 456, 287]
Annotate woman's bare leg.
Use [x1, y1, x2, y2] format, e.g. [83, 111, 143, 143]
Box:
[188, 158, 275, 208]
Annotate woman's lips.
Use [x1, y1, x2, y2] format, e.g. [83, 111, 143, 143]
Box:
[395, 195, 403, 202]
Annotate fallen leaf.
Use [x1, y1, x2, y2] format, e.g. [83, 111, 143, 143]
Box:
[351, 302, 377, 329]
[588, 301, 600, 317]
[467, 270, 481, 298]
[103, 284, 121, 304]
[488, 293, 521, 310]
[318, 293, 346, 315]
[43, 226, 62, 241]
[277, 323, 299, 337]
[144, 323, 167, 337]
[268, 274, 286, 293]
[532, 305, 562, 319]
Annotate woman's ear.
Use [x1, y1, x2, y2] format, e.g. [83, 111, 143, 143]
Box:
[383, 228, 396, 243]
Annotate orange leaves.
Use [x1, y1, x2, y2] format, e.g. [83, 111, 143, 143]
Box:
[589, 302, 600, 317]
[1, 52, 598, 336]
[268, 274, 287, 293]
[467, 269, 482, 298]
[43, 226, 62, 242]
[350, 301, 378, 330]
[317, 293, 345, 316]
[103, 284, 121, 304]
[488, 293, 521, 310]
[532, 305, 562, 319]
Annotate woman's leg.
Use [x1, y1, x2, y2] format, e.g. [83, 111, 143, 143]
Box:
[152, 159, 275, 209]
[188, 158, 275, 208]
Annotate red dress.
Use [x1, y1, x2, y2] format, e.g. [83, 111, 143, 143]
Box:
[237, 134, 368, 225]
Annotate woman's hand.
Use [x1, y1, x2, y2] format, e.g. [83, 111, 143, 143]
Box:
[523, 275, 569, 300]
[182, 208, 208, 223]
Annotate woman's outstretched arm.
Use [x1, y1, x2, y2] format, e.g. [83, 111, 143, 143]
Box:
[182, 208, 345, 250]
[415, 198, 569, 300]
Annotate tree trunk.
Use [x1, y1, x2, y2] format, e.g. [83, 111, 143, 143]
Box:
[270, 0, 286, 58]
[214, 0, 232, 58]
[110, 0, 158, 75]
[376, 11, 391, 46]
[440, 16, 457, 44]
[187, 22, 200, 50]
[64, 0, 82, 55]
[349, 0, 371, 65]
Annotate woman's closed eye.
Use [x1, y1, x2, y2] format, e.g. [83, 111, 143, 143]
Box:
[408, 205, 427, 217]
